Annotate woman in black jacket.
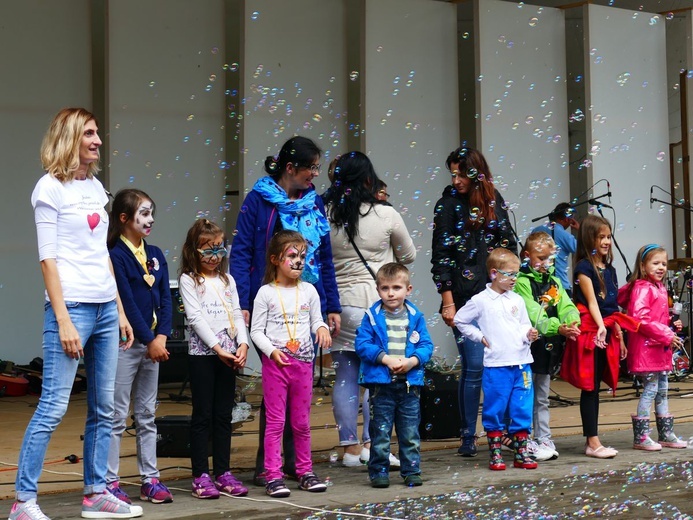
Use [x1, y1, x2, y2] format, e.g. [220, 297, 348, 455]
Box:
[431, 146, 517, 457]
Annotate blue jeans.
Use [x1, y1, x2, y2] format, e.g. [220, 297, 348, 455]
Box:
[367, 381, 421, 479]
[331, 349, 370, 446]
[16, 301, 119, 500]
[454, 327, 485, 438]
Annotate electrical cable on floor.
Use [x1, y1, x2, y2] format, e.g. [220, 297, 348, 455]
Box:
[156, 485, 406, 520]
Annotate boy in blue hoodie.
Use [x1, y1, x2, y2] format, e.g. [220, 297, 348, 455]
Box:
[355, 263, 434, 489]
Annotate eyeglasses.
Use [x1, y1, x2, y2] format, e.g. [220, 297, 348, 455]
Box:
[197, 247, 228, 259]
[300, 163, 321, 175]
[378, 190, 391, 199]
[496, 269, 519, 279]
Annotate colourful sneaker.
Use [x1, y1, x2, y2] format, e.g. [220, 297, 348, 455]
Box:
[9, 499, 51, 520]
[191, 473, 220, 499]
[106, 482, 132, 505]
[140, 478, 173, 504]
[266, 479, 291, 497]
[81, 492, 143, 518]
[298, 472, 327, 492]
[214, 471, 248, 497]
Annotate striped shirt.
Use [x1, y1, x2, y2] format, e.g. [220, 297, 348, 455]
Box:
[385, 309, 408, 359]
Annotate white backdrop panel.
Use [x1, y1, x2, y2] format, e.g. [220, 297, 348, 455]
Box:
[109, 0, 226, 272]
[0, 0, 91, 363]
[241, 0, 347, 195]
[477, 0, 570, 240]
[586, 5, 671, 278]
[364, 0, 459, 362]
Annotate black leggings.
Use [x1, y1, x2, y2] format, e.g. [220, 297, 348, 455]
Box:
[188, 355, 236, 477]
[579, 346, 607, 438]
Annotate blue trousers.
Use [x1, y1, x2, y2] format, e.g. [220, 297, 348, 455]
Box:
[368, 381, 421, 479]
[454, 327, 485, 438]
[482, 365, 534, 434]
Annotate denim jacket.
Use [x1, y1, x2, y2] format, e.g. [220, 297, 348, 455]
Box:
[355, 299, 433, 386]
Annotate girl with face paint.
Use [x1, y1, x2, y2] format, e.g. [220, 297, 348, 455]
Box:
[177, 219, 249, 499]
[250, 231, 332, 497]
[105, 189, 174, 504]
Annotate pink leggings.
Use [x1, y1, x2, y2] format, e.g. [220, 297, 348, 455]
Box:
[262, 355, 314, 481]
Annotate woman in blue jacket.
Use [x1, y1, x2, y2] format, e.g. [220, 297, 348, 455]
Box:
[230, 136, 341, 485]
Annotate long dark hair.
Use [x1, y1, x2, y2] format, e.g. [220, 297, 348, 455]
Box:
[179, 219, 229, 286]
[574, 214, 613, 297]
[107, 188, 155, 249]
[264, 136, 321, 181]
[446, 147, 497, 231]
[322, 151, 382, 239]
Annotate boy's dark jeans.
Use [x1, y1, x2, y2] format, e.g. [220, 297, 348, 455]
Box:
[367, 380, 421, 480]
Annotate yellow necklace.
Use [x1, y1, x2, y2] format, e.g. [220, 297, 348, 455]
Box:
[274, 281, 300, 353]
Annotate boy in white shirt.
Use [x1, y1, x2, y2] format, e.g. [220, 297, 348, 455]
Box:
[454, 248, 539, 471]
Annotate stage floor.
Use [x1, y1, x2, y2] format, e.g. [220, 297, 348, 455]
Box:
[2, 373, 693, 500]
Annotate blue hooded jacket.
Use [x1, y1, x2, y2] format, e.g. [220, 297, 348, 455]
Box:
[355, 299, 433, 386]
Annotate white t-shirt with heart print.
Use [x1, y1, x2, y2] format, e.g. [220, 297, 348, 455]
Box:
[31, 173, 116, 303]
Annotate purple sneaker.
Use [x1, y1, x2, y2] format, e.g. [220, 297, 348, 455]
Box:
[106, 481, 132, 505]
[191, 473, 220, 499]
[140, 478, 173, 504]
[214, 471, 248, 497]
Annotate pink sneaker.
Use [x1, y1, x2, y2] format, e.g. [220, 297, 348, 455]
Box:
[214, 471, 248, 496]
[140, 478, 173, 504]
[106, 481, 132, 505]
[191, 473, 220, 499]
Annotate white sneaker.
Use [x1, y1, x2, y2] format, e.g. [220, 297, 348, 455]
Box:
[342, 452, 364, 467]
[527, 439, 556, 462]
[358, 447, 400, 468]
[541, 439, 559, 459]
[9, 499, 51, 520]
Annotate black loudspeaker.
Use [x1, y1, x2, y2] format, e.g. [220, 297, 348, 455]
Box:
[419, 370, 461, 440]
[155, 415, 211, 457]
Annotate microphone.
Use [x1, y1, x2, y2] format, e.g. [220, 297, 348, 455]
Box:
[606, 180, 611, 203]
[650, 186, 653, 209]
[588, 198, 613, 209]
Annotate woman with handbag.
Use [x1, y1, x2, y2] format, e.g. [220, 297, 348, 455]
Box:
[323, 151, 416, 467]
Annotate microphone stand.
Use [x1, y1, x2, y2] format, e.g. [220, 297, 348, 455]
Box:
[592, 205, 632, 279]
[530, 192, 611, 223]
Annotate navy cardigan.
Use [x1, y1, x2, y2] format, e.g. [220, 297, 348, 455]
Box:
[109, 240, 172, 345]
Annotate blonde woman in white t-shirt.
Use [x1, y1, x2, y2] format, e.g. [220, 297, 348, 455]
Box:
[322, 151, 416, 467]
[10, 108, 141, 520]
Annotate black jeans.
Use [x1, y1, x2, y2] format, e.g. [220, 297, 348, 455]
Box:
[579, 346, 607, 438]
[188, 355, 236, 477]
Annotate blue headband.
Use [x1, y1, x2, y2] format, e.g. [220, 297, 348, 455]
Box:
[641, 244, 661, 262]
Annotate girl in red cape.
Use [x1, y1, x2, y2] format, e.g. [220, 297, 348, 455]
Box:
[561, 215, 638, 459]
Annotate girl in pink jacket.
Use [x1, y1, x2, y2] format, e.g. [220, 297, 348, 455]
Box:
[618, 244, 687, 451]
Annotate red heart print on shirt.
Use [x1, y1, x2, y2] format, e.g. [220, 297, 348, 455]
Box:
[87, 213, 100, 231]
